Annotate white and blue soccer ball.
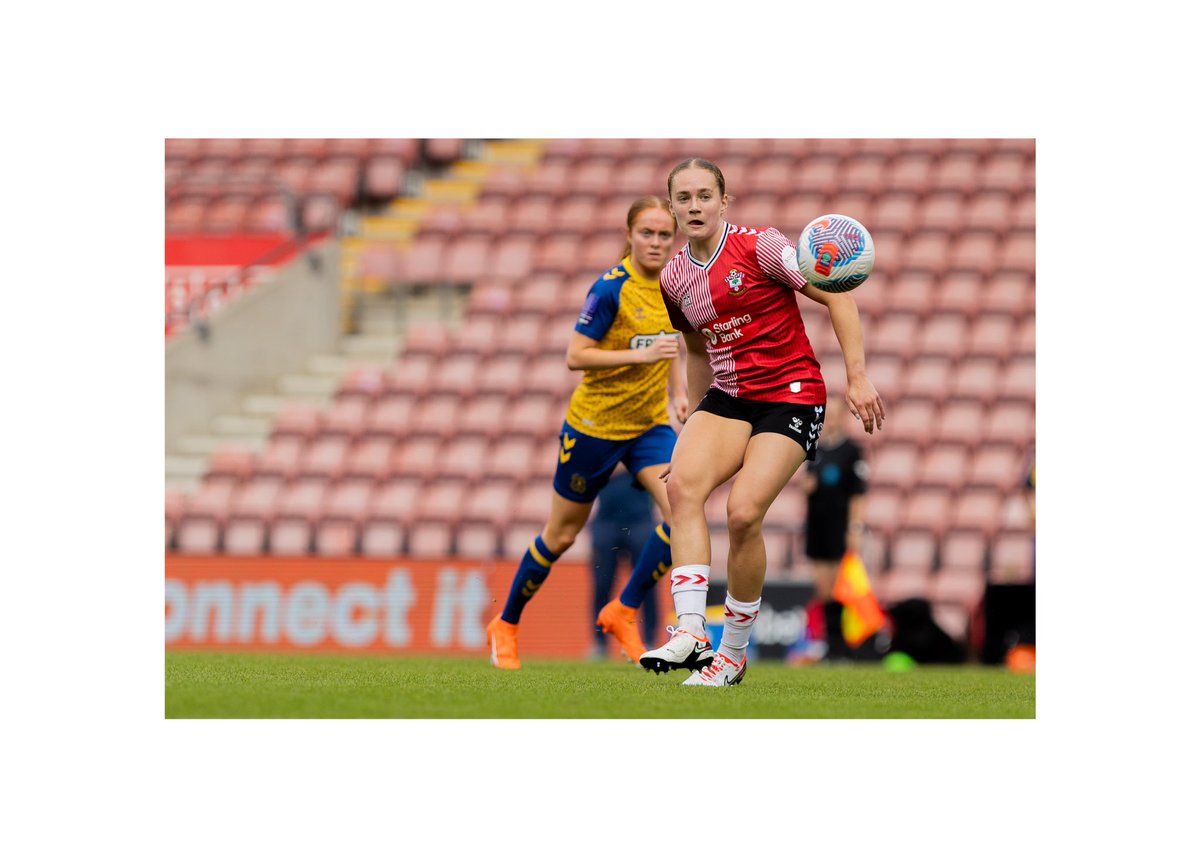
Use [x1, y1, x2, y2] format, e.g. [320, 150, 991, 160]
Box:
[795, 214, 875, 293]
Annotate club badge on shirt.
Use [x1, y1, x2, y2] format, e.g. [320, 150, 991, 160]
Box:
[726, 268, 747, 295]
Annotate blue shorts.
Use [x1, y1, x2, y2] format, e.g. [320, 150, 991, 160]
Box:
[552, 422, 676, 504]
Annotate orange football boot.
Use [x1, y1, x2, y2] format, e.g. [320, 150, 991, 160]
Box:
[486, 614, 521, 669]
[596, 599, 646, 662]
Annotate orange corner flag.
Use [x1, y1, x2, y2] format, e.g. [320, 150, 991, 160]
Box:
[832, 551, 888, 647]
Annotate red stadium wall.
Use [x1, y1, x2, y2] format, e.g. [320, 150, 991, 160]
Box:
[166, 555, 622, 658]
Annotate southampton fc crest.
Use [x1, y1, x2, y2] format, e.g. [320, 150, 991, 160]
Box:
[725, 268, 747, 295]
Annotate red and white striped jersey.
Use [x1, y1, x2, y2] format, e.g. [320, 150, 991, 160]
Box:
[659, 222, 826, 404]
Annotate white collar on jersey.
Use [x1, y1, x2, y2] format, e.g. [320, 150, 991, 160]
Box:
[685, 221, 731, 271]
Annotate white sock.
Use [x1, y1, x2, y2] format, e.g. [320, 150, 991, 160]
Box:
[718, 594, 761, 662]
[670, 564, 710, 637]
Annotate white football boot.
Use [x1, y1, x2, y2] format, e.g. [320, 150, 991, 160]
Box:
[681, 651, 747, 686]
[639, 625, 714, 674]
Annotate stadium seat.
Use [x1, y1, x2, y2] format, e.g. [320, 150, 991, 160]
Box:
[361, 520, 405, 556]
[917, 446, 969, 491]
[461, 196, 514, 238]
[863, 488, 904, 542]
[997, 356, 1036, 404]
[185, 480, 238, 522]
[979, 153, 1027, 192]
[476, 354, 529, 398]
[458, 394, 510, 441]
[935, 271, 986, 320]
[949, 357, 1001, 405]
[1013, 317, 1036, 360]
[888, 154, 935, 194]
[267, 519, 311, 555]
[412, 480, 470, 526]
[935, 400, 986, 447]
[871, 444, 921, 493]
[460, 480, 517, 527]
[931, 153, 979, 195]
[889, 531, 938, 574]
[877, 567, 930, 606]
[904, 233, 953, 274]
[408, 522, 456, 557]
[504, 395, 559, 440]
[883, 399, 937, 448]
[456, 522, 500, 558]
[361, 395, 414, 439]
[902, 356, 953, 401]
[1012, 191, 1035, 231]
[391, 437, 444, 481]
[871, 193, 920, 234]
[320, 397, 369, 440]
[274, 478, 329, 524]
[256, 437, 305, 479]
[899, 490, 953, 536]
[297, 437, 349, 480]
[964, 315, 1014, 360]
[321, 478, 375, 524]
[886, 272, 936, 317]
[443, 234, 493, 284]
[990, 532, 1035, 582]
[336, 366, 387, 402]
[366, 478, 422, 527]
[386, 355, 437, 396]
[427, 354, 482, 397]
[940, 530, 988, 572]
[795, 157, 840, 196]
[422, 138, 465, 167]
[408, 396, 461, 439]
[918, 192, 966, 233]
[980, 272, 1034, 317]
[400, 235, 448, 283]
[779, 193, 828, 236]
[612, 158, 661, 196]
[948, 233, 998, 275]
[223, 518, 267, 555]
[948, 490, 1003, 538]
[996, 232, 1036, 275]
[840, 156, 888, 196]
[363, 156, 406, 201]
[569, 158, 618, 195]
[964, 192, 1012, 233]
[176, 518, 221, 554]
[983, 402, 1035, 449]
[868, 313, 921, 361]
[524, 354, 575, 398]
[965, 446, 1022, 492]
[314, 520, 358, 556]
[439, 436, 492, 483]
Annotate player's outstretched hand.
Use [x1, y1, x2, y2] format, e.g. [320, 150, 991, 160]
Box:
[846, 375, 885, 434]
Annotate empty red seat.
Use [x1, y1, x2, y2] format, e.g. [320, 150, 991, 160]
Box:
[476, 354, 527, 397]
[412, 480, 469, 525]
[423, 138, 464, 166]
[929, 568, 986, 612]
[965, 446, 1021, 491]
[779, 193, 828, 237]
[612, 159, 660, 196]
[444, 236, 492, 282]
[921, 313, 970, 357]
[487, 437, 538, 481]
[840, 157, 888, 195]
[525, 355, 574, 397]
[268, 519, 311, 555]
[918, 192, 966, 233]
[935, 271, 985, 319]
[362, 396, 414, 438]
[408, 521, 455, 557]
[744, 158, 793, 195]
[964, 192, 1012, 232]
[493, 237, 537, 280]
[274, 478, 329, 523]
[361, 520, 405, 556]
[367, 478, 422, 526]
[456, 522, 499, 558]
[862, 487, 903, 542]
[900, 490, 952, 536]
[887, 272, 937, 316]
[460, 195, 513, 237]
[228, 476, 284, 520]
[897, 356, 950, 403]
[935, 400, 986, 446]
[964, 315, 1013, 360]
[979, 271, 1034, 316]
[996, 232, 1036, 275]
[363, 156, 405, 200]
[460, 481, 517, 527]
[983, 402, 1035, 448]
[979, 153, 1027, 192]
[439, 437, 491, 482]
[871, 444, 921, 493]
[223, 518, 266, 555]
[314, 520, 358, 556]
[868, 313, 920, 361]
[504, 395, 558, 439]
[401, 236, 448, 283]
[1012, 192, 1035, 230]
[918, 447, 969, 491]
[888, 154, 935, 194]
[930, 154, 979, 195]
[569, 158, 618, 194]
[948, 489, 1002, 537]
[387, 354, 437, 394]
[256, 438, 304, 479]
[408, 396, 461, 439]
[298, 438, 349, 480]
[1013, 316, 1035, 359]
[998, 356, 1036, 403]
[883, 400, 937, 448]
[890, 530, 938, 574]
[990, 532, 1034, 582]
[176, 518, 221, 554]
[391, 437, 444, 480]
[877, 567, 930, 605]
[940, 530, 988, 571]
[186, 479, 238, 521]
[321, 398, 369, 439]
[458, 395, 510, 440]
[322, 478, 375, 524]
[795, 157, 839, 196]
[871, 193, 920, 234]
[903, 233, 952, 273]
[427, 354, 482, 397]
[949, 233, 997, 274]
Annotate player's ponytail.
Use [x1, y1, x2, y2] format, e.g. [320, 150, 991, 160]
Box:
[620, 195, 674, 262]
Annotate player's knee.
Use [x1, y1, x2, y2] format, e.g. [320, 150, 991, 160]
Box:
[726, 502, 765, 543]
[665, 472, 705, 513]
[542, 523, 580, 555]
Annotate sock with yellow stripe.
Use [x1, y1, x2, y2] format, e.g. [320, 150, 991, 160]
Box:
[500, 535, 559, 624]
[619, 523, 672, 610]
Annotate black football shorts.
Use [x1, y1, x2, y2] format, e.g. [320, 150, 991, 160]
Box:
[694, 388, 825, 458]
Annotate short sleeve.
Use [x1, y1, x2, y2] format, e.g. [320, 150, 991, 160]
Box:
[662, 288, 694, 333]
[755, 227, 808, 292]
[574, 277, 622, 341]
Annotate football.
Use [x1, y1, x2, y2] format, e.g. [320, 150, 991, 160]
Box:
[795, 214, 875, 293]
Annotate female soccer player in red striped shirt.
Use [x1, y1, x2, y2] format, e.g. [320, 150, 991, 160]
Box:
[639, 158, 885, 686]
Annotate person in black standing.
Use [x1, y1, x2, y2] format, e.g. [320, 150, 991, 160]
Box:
[798, 395, 868, 662]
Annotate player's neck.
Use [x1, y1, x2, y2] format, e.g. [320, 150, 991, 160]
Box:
[628, 257, 660, 281]
[687, 220, 727, 264]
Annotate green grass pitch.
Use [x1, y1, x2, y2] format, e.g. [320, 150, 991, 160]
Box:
[165, 651, 1035, 718]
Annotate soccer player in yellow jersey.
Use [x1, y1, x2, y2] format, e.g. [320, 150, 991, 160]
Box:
[486, 197, 702, 670]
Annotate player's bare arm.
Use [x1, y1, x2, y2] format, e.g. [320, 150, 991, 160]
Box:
[800, 286, 885, 433]
[566, 330, 679, 370]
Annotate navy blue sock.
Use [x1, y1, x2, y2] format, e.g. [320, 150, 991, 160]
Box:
[500, 535, 560, 624]
[619, 523, 671, 610]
